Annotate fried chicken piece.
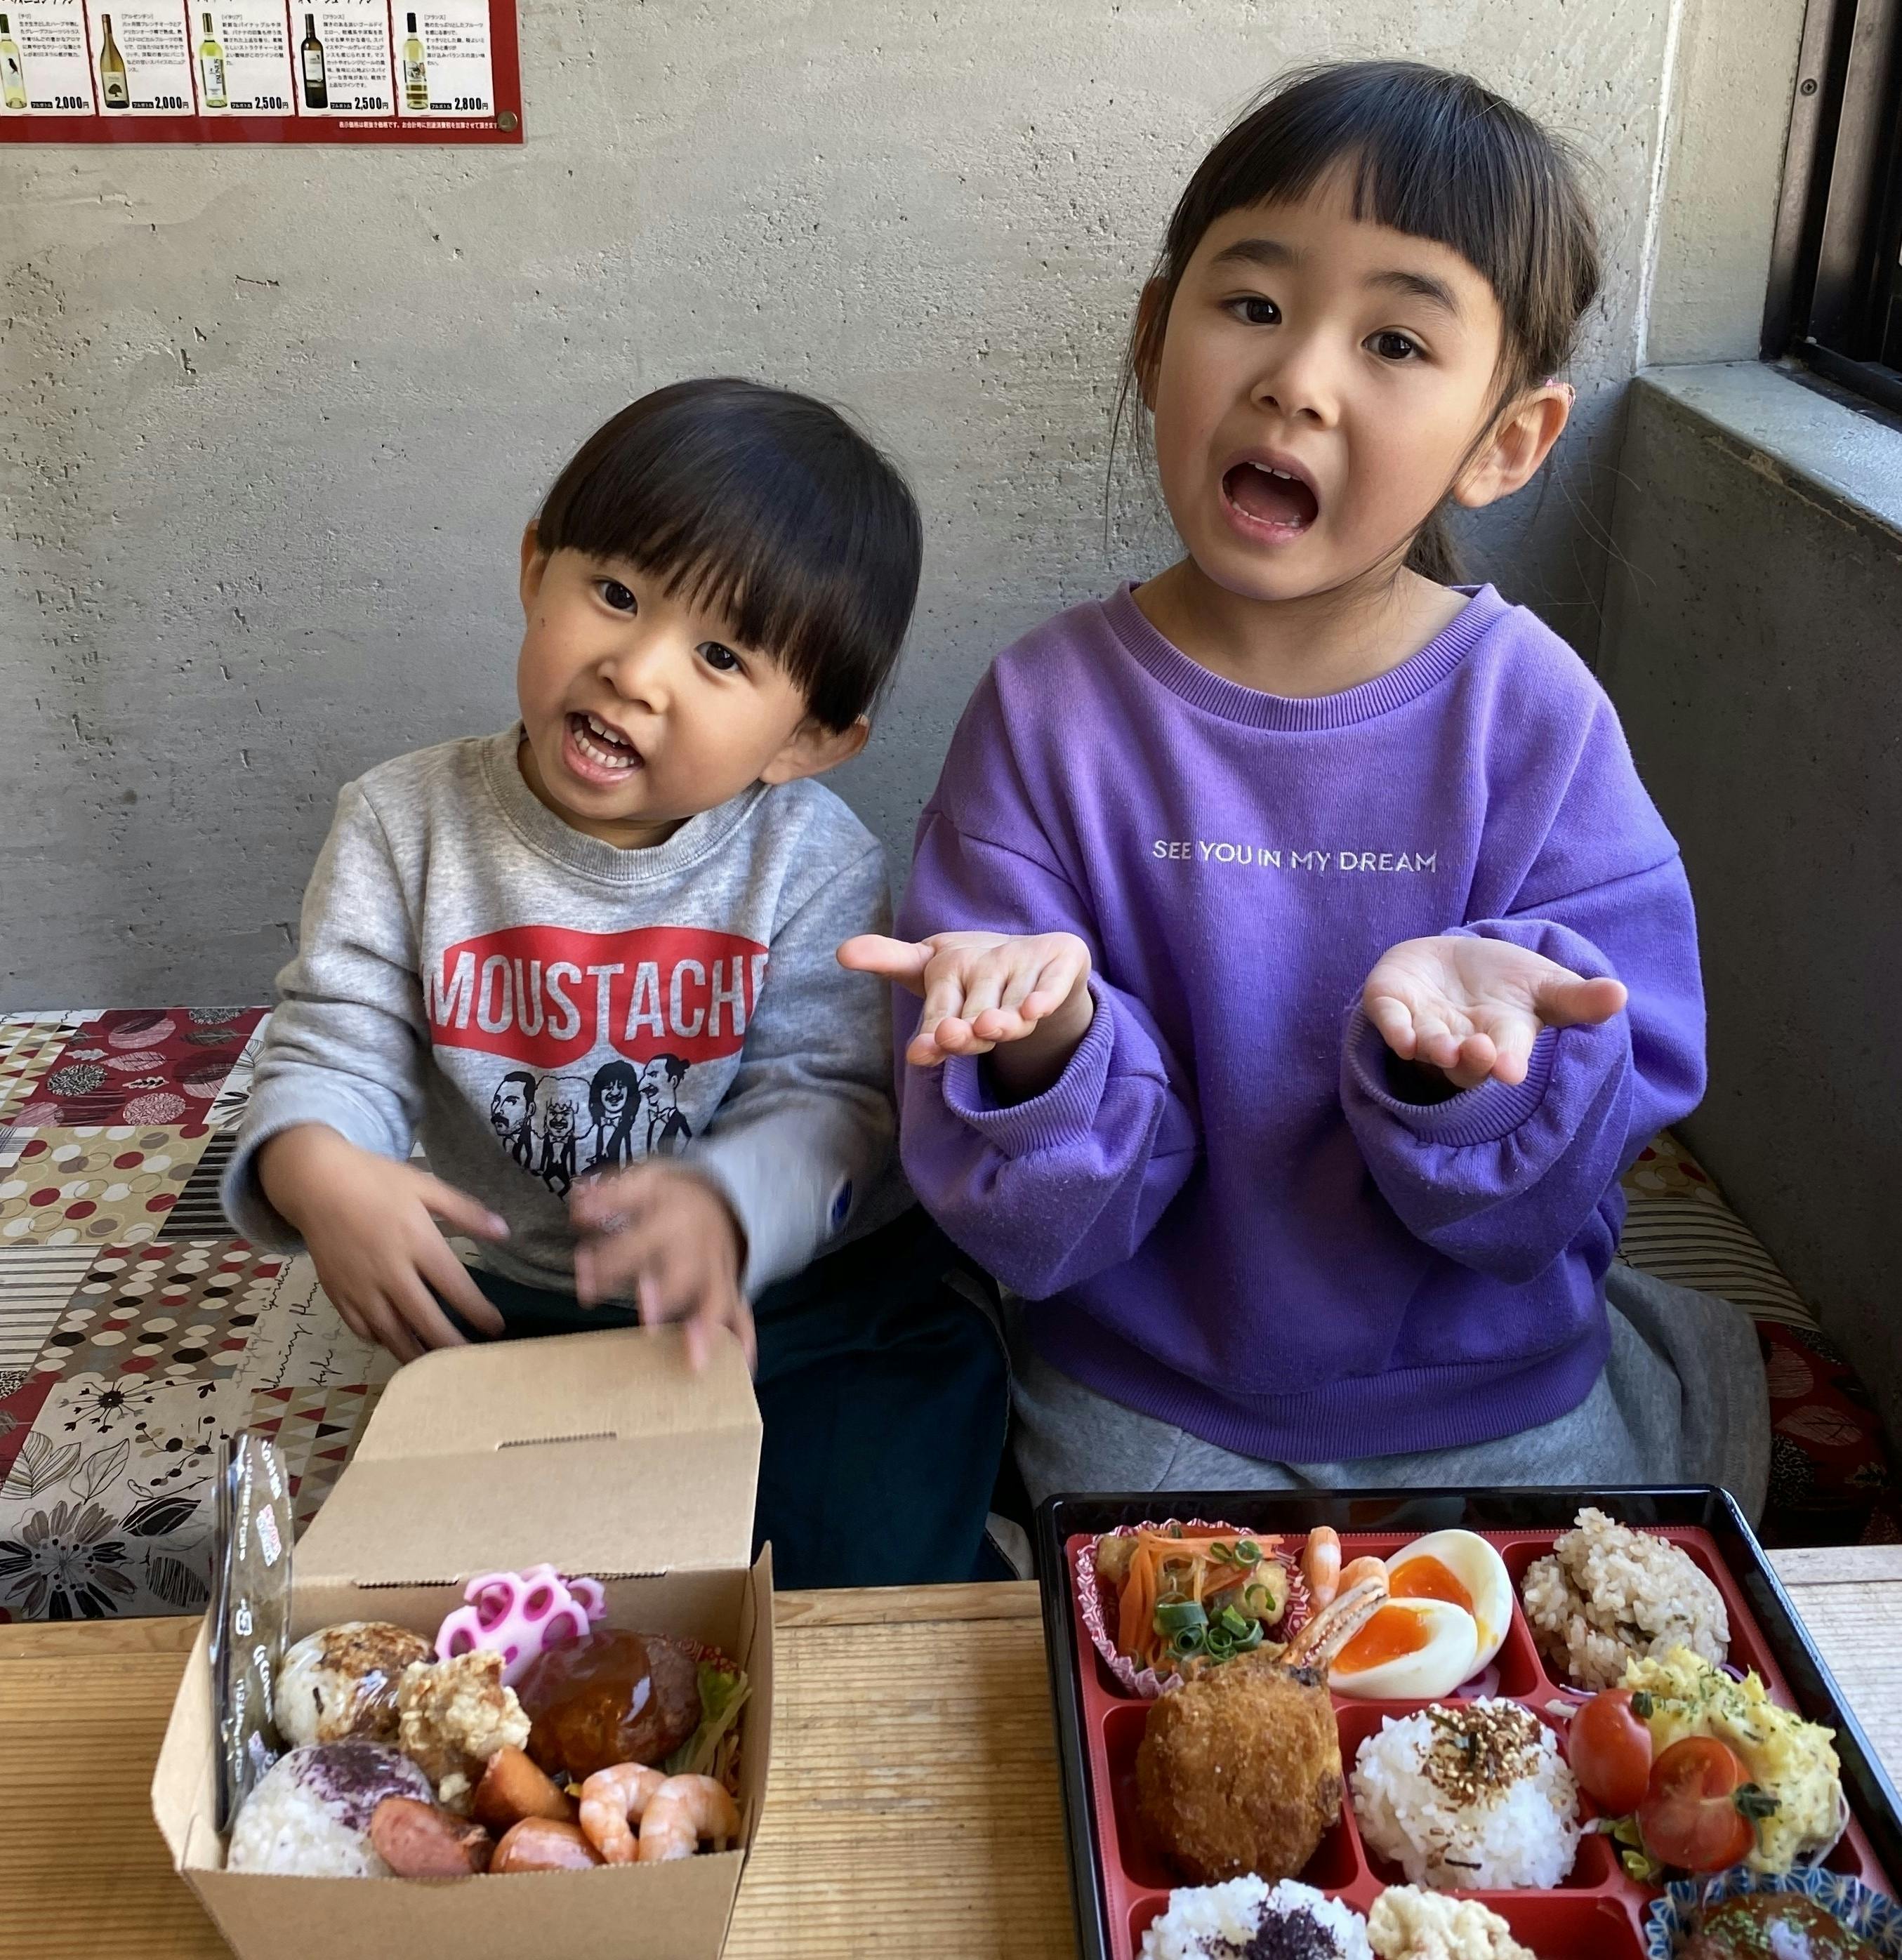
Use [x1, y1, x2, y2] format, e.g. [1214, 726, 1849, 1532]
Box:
[396, 1650, 531, 1815]
[1137, 1649, 1343, 1884]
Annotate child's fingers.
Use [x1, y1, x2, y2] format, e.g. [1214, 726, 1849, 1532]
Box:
[569, 1170, 660, 1232]
[730, 1295, 758, 1375]
[956, 962, 1009, 1028]
[1536, 972, 1627, 1028]
[584, 1226, 665, 1306]
[416, 1175, 510, 1243]
[329, 1290, 374, 1348]
[391, 1270, 471, 1352]
[1365, 994, 1420, 1059]
[364, 1292, 426, 1365]
[926, 1014, 997, 1059]
[414, 1235, 505, 1337]
[1441, 1032, 1499, 1090]
[916, 967, 970, 1044]
[836, 934, 935, 996]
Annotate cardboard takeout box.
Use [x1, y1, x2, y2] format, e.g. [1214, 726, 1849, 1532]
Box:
[152, 1325, 772, 1960]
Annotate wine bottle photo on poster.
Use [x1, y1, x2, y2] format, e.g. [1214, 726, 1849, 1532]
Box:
[190, 0, 295, 114]
[0, 0, 517, 138]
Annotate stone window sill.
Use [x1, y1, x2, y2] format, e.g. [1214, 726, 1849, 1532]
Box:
[1635, 361, 1902, 545]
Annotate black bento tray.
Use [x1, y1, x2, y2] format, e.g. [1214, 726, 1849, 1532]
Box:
[1034, 1486, 1902, 1960]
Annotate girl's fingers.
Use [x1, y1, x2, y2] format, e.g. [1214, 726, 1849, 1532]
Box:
[997, 964, 1039, 1017]
[916, 969, 970, 1048]
[958, 962, 1008, 1026]
[1444, 1032, 1499, 1090]
[1537, 973, 1627, 1028]
[930, 1015, 997, 1059]
[836, 934, 935, 995]
[1366, 995, 1418, 1059]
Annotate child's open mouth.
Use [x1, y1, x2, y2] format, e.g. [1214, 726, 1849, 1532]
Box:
[565, 710, 644, 782]
[1222, 459, 1320, 538]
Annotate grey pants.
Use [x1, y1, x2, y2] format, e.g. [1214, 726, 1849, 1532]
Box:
[1009, 1264, 1769, 1522]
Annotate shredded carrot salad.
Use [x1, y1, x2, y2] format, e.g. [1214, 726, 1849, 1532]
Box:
[1109, 1530, 1287, 1672]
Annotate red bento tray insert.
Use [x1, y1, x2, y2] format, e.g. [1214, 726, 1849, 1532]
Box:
[1062, 1526, 1894, 1960]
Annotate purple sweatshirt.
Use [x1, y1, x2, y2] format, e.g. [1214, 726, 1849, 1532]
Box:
[895, 584, 1705, 1461]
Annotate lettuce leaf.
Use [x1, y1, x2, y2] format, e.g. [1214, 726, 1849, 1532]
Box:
[664, 1663, 751, 1777]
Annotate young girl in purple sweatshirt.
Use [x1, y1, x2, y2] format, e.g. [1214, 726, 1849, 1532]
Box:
[844, 61, 1769, 1512]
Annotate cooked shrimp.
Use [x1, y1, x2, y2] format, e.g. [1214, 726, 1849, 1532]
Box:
[1282, 1567, 1387, 1669]
[578, 1762, 665, 1865]
[1338, 1554, 1387, 1592]
[1300, 1526, 1342, 1608]
[638, 1774, 741, 1863]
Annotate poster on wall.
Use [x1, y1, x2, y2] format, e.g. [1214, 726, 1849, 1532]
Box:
[0, 0, 516, 138]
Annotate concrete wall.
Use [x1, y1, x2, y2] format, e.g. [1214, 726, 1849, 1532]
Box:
[1599, 365, 1902, 1438]
[2, 0, 1795, 1007]
[1639, 0, 1807, 364]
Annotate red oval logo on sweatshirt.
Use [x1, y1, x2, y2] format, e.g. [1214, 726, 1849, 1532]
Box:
[426, 924, 768, 1069]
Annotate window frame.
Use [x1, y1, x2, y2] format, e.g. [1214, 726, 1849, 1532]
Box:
[1764, 0, 1902, 415]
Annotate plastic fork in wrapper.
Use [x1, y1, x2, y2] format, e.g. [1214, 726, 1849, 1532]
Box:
[209, 1431, 295, 1832]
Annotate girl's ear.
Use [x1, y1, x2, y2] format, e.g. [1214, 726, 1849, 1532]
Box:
[759, 715, 871, 786]
[1453, 383, 1574, 510]
[520, 522, 549, 614]
[1134, 278, 1171, 411]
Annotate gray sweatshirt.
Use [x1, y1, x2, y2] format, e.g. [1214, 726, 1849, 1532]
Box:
[225, 727, 900, 1296]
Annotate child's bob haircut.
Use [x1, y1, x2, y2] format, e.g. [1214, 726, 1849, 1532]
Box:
[536, 378, 923, 731]
[1124, 61, 1602, 580]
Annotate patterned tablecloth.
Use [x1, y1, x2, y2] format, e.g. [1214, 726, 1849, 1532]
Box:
[0, 1005, 1894, 1622]
[0, 1008, 397, 1621]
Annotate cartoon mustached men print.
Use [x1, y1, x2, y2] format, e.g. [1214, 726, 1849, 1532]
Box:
[532, 1073, 589, 1198]
[487, 1056, 695, 1195]
[489, 1070, 537, 1168]
[586, 1059, 642, 1172]
[640, 1055, 692, 1156]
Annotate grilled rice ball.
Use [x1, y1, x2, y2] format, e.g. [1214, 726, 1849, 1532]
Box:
[1136, 1650, 1343, 1883]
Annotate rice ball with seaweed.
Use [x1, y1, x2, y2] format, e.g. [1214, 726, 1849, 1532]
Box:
[1142, 1877, 1373, 1960]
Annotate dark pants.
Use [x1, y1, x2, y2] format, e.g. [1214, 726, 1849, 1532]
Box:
[454, 1208, 1010, 1591]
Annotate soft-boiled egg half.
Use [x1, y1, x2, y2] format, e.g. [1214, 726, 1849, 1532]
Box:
[1328, 1529, 1513, 1700]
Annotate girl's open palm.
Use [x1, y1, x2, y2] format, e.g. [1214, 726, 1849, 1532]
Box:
[1362, 935, 1627, 1091]
[838, 929, 1092, 1067]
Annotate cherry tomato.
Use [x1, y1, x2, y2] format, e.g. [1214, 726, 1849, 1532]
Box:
[1638, 1737, 1759, 1872]
[1569, 1688, 1653, 1813]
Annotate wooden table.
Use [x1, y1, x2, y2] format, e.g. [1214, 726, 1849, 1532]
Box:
[4, 1558, 1899, 1959]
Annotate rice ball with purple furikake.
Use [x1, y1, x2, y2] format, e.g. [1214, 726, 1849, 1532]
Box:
[227, 1741, 433, 1876]
[1142, 1878, 1374, 1960]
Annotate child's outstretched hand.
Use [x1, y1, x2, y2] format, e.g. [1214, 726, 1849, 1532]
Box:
[1363, 935, 1627, 1090]
[838, 930, 1093, 1074]
[256, 1124, 510, 1363]
[569, 1163, 756, 1373]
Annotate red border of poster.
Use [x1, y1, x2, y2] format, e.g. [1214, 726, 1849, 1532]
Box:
[0, 1, 520, 143]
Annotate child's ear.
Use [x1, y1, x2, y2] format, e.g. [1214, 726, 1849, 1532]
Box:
[519, 522, 550, 614]
[759, 715, 870, 786]
[1134, 278, 1171, 412]
[1454, 383, 1573, 510]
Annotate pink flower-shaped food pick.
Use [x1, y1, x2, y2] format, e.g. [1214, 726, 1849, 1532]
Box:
[434, 1566, 609, 1686]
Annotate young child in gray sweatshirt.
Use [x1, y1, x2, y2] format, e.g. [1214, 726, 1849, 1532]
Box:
[224, 379, 1007, 1587]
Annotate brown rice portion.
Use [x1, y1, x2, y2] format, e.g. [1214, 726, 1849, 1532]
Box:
[1519, 1507, 1729, 1689]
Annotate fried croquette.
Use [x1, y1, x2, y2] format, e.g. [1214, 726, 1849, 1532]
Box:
[1137, 1650, 1343, 1884]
